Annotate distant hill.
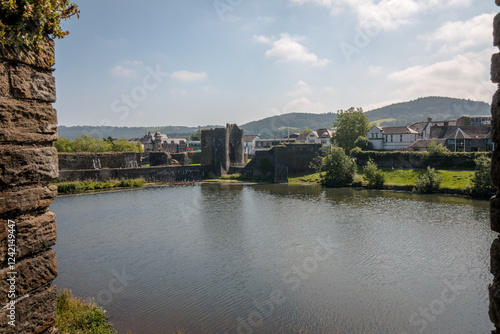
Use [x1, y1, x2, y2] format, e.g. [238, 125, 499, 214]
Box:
[58, 125, 223, 140]
[239, 112, 337, 137]
[58, 97, 490, 139]
[365, 96, 490, 127]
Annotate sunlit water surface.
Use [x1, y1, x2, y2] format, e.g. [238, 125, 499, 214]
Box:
[51, 184, 495, 334]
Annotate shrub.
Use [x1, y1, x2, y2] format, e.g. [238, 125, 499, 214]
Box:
[352, 175, 365, 187]
[354, 136, 371, 150]
[363, 159, 385, 189]
[427, 140, 448, 159]
[55, 289, 119, 334]
[470, 155, 496, 198]
[1, 0, 79, 53]
[415, 166, 442, 193]
[321, 147, 356, 187]
[350, 146, 362, 156]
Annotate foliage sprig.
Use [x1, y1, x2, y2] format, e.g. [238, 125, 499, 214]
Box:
[0, 0, 79, 52]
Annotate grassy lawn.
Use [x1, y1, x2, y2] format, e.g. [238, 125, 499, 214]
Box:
[53, 178, 146, 194]
[289, 168, 474, 191]
[289, 172, 323, 183]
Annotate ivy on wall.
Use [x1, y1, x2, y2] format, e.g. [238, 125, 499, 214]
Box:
[0, 0, 79, 52]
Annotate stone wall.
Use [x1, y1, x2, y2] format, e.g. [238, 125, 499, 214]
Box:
[58, 152, 141, 170]
[58, 166, 208, 183]
[0, 39, 59, 333]
[491, 4, 500, 332]
[201, 124, 245, 176]
[243, 144, 321, 182]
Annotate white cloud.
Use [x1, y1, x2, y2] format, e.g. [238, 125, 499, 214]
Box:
[109, 65, 137, 78]
[285, 97, 326, 112]
[323, 86, 336, 92]
[388, 50, 495, 103]
[170, 71, 208, 82]
[285, 80, 313, 97]
[289, 0, 472, 31]
[257, 33, 330, 67]
[421, 13, 496, 54]
[253, 35, 273, 45]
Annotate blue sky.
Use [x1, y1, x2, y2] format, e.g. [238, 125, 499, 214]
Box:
[54, 0, 497, 127]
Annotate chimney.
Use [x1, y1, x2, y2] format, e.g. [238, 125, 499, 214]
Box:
[427, 117, 432, 123]
[444, 121, 449, 129]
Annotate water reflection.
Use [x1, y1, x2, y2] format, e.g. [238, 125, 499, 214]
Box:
[52, 184, 494, 334]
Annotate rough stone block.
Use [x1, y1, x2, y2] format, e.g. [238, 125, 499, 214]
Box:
[0, 63, 9, 98]
[491, 283, 500, 328]
[495, 13, 500, 47]
[0, 98, 57, 144]
[493, 53, 500, 83]
[493, 90, 500, 144]
[9, 65, 32, 99]
[0, 185, 57, 216]
[497, 0, 500, 7]
[493, 238, 500, 276]
[0, 146, 58, 188]
[0, 212, 57, 264]
[0, 284, 56, 334]
[31, 71, 56, 102]
[0, 38, 55, 71]
[492, 195, 500, 233]
[0, 249, 57, 306]
[493, 150, 500, 189]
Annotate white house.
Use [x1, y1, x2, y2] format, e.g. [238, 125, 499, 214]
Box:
[368, 126, 419, 151]
[243, 135, 260, 155]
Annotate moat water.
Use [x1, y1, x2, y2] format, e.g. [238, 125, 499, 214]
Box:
[51, 184, 495, 334]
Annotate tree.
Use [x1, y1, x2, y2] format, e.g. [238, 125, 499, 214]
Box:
[427, 140, 448, 157]
[320, 147, 356, 187]
[111, 138, 138, 152]
[0, 0, 79, 54]
[415, 166, 442, 193]
[363, 159, 385, 189]
[354, 136, 371, 151]
[332, 107, 371, 151]
[299, 129, 313, 134]
[190, 129, 202, 141]
[470, 155, 496, 198]
[53, 136, 143, 153]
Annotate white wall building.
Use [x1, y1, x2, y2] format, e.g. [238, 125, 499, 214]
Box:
[368, 126, 419, 151]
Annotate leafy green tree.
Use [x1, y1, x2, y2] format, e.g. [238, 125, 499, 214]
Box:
[54, 136, 142, 153]
[354, 136, 371, 151]
[136, 141, 144, 153]
[190, 129, 202, 141]
[470, 155, 496, 198]
[415, 166, 442, 193]
[332, 107, 371, 151]
[427, 140, 448, 157]
[0, 0, 79, 53]
[54, 137, 74, 152]
[299, 129, 313, 134]
[363, 159, 385, 189]
[110, 138, 137, 152]
[320, 147, 356, 187]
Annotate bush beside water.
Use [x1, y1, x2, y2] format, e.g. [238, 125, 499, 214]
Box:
[55, 178, 146, 194]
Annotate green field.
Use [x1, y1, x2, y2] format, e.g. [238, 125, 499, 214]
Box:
[289, 168, 474, 192]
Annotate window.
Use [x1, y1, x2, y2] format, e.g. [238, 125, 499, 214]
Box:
[391, 135, 393, 142]
[400, 135, 403, 142]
